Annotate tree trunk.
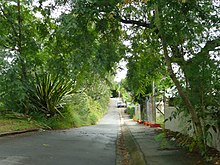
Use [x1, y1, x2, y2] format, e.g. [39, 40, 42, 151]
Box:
[162, 38, 204, 137]
[17, 0, 27, 82]
[17, 0, 29, 113]
[155, 4, 205, 151]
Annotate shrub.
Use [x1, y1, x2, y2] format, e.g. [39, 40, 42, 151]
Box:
[28, 73, 73, 117]
[29, 90, 109, 129]
[127, 106, 135, 118]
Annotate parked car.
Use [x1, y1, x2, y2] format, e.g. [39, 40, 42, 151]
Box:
[117, 101, 126, 108]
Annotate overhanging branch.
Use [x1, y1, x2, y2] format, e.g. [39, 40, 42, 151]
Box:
[198, 38, 220, 55]
[121, 18, 151, 28]
[187, 37, 220, 64]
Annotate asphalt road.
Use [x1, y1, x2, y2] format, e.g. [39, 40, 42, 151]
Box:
[0, 99, 120, 165]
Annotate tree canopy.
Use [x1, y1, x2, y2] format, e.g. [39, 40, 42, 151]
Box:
[0, 0, 219, 154]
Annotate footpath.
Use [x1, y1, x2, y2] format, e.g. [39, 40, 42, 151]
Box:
[118, 109, 210, 165]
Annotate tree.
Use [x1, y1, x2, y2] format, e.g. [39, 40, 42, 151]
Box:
[117, 0, 220, 153]
[63, 0, 218, 153]
[0, 1, 50, 112]
[1, 0, 219, 153]
[0, 0, 124, 117]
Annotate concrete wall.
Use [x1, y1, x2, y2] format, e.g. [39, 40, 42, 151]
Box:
[146, 98, 152, 122]
[164, 105, 220, 151]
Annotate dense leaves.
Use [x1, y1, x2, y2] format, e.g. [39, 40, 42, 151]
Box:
[0, 0, 122, 120]
[0, 0, 219, 154]
[119, 0, 220, 153]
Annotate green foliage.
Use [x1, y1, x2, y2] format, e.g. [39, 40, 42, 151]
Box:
[127, 106, 135, 118]
[0, 63, 27, 112]
[176, 133, 200, 153]
[0, 1, 56, 113]
[0, 0, 115, 129]
[154, 132, 174, 149]
[118, 79, 132, 102]
[59, 92, 108, 127]
[125, 47, 169, 104]
[0, 0, 219, 157]
[28, 73, 74, 117]
[118, 0, 220, 155]
[53, 0, 125, 80]
[40, 109, 82, 129]
[0, 112, 39, 133]
[26, 91, 109, 129]
[156, 115, 165, 127]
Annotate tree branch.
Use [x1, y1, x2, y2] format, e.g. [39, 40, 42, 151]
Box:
[198, 37, 220, 55]
[120, 18, 151, 28]
[186, 37, 220, 64]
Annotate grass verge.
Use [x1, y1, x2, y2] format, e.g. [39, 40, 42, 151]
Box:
[0, 93, 109, 134]
[0, 116, 40, 133]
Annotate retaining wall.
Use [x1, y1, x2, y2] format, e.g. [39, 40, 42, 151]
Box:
[164, 106, 220, 151]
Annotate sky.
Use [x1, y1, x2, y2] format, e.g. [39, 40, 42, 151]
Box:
[114, 60, 127, 82]
[114, 40, 131, 82]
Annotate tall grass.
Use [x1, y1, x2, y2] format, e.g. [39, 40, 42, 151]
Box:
[31, 92, 109, 129]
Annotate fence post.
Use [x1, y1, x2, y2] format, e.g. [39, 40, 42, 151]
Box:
[152, 81, 156, 123]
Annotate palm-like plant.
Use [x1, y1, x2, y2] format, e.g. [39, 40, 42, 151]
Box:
[29, 73, 74, 117]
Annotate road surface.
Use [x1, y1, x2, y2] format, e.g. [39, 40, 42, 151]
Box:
[0, 99, 120, 165]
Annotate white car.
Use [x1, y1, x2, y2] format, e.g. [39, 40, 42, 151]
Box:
[117, 101, 126, 108]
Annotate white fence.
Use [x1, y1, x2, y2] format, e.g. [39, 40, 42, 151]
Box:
[164, 105, 220, 151]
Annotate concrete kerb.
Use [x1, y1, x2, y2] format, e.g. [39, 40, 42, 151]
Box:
[118, 108, 146, 165]
[123, 124, 146, 165]
[0, 129, 39, 137]
[116, 111, 129, 165]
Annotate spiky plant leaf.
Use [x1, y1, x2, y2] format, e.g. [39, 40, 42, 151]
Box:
[28, 73, 74, 117]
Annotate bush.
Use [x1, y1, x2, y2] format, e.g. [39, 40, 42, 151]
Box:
[127, 106, 135, 118]
[1, 88, 110, 130]
[28, 73, 73, 117]
[45, 109, 82, 129]
[52, 92, 108, 128]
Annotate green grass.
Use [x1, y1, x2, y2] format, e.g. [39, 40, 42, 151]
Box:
[0, 102, 106, 133]
[154, 132, 173, 149]
[0, 93, 109, 133]
[156, 114, 165, 127]
[0, 117, 40, 133]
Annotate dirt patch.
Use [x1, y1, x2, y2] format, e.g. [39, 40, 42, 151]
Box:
[116, 127, 130, 165]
